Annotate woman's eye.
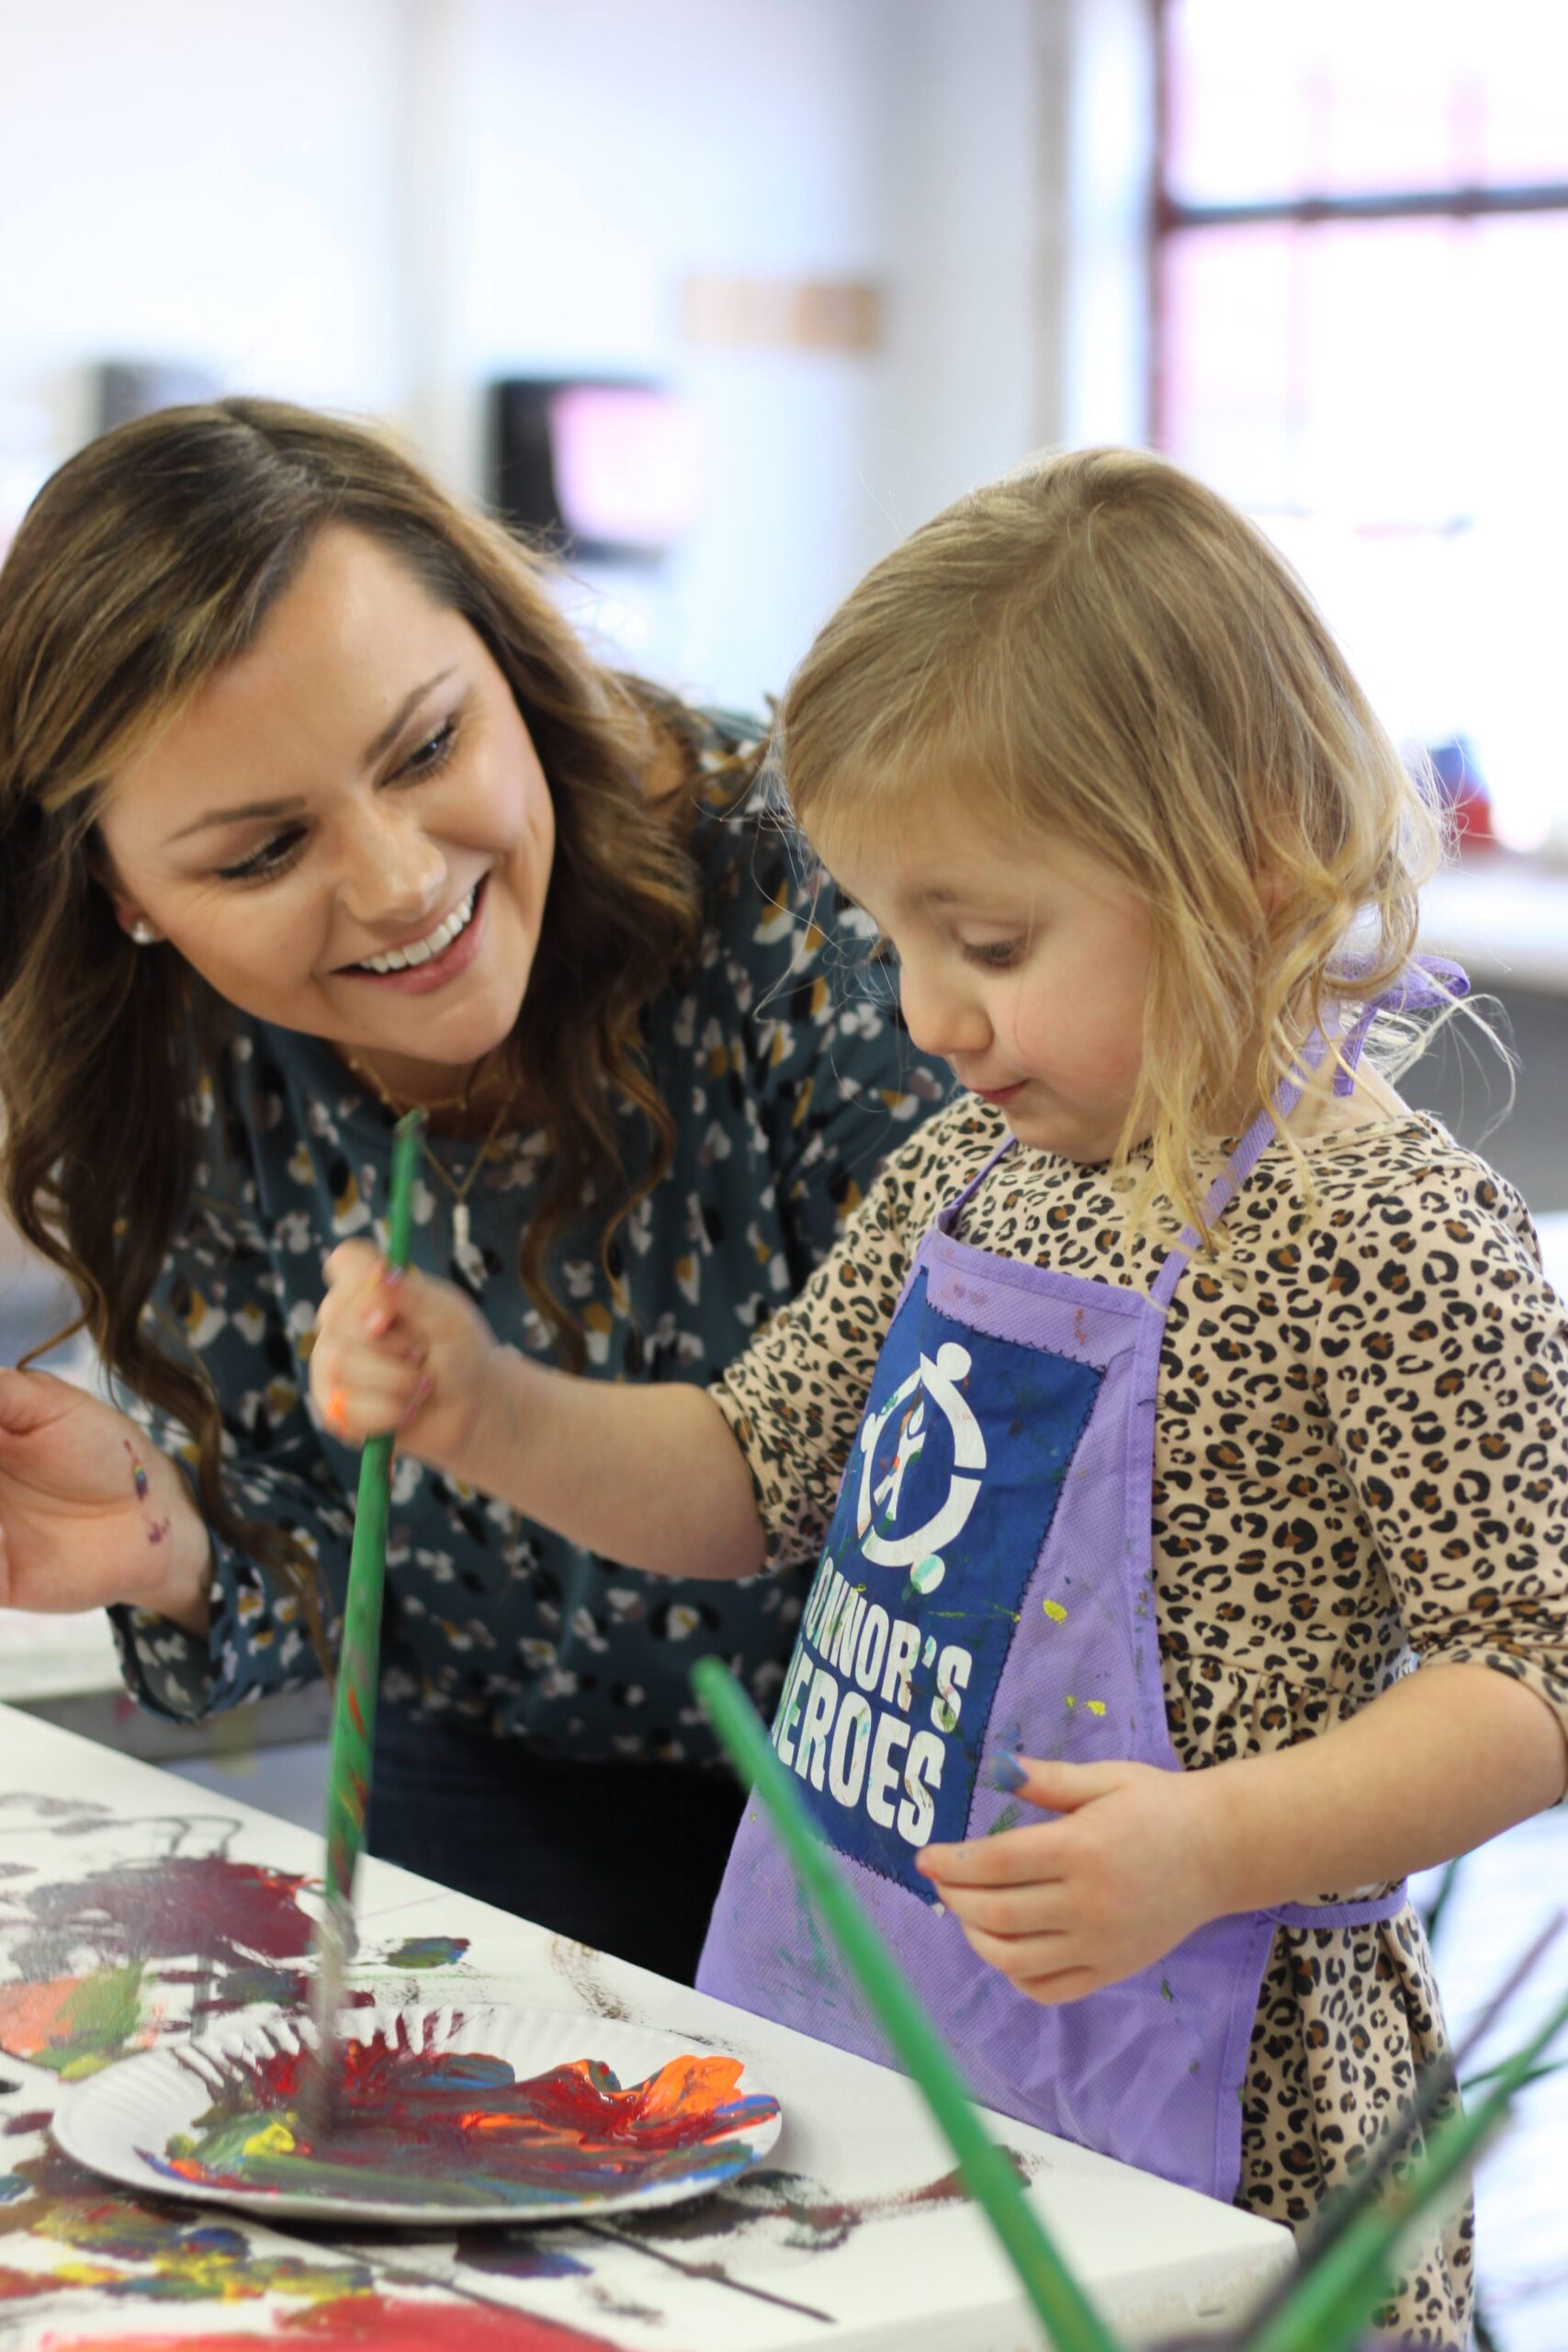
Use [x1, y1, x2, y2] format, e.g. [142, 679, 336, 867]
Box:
[399, 718, 459, 780]
[217, 826, 308, 883]
[962, 938, 1024, 969]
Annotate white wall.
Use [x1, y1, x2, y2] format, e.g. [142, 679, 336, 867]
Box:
[423, 0, 908, 704]
[0, 0, 405, 520]
[872, 0, 1043, 537]
[0, 0, 1148, 707]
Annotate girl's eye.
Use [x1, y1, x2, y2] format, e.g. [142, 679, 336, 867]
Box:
[217, 826, 308, 884]
[962, 938, 1024, 969]
[399, 717, 459, 780]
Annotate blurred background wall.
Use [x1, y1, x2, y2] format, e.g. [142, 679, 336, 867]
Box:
[0, 0, 1148, 708]
[4, 0, 1564, 1235]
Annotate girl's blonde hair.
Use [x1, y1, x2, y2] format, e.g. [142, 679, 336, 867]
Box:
[779, 445, 1450, 1230]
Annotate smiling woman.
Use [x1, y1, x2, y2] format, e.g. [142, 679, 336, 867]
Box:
[0, 398, 950, 1974]
[96, 527, 558, 1108]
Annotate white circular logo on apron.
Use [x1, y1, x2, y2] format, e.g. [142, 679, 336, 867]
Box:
[854, 1342, 986, 1571]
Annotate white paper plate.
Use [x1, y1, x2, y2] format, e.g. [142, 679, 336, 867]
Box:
[53, 2004, 783, 2225]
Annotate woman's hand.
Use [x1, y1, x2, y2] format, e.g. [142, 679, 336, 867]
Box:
[916, 1754, 1228, 2004]
[310, 1243, 503, 1476]
[0, 1369, 212, 1629]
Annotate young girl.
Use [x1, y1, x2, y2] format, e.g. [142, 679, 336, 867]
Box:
[311, 447, 1568, 2347]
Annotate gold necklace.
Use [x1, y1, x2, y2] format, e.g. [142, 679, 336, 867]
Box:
[345, 1051, 522, 1263]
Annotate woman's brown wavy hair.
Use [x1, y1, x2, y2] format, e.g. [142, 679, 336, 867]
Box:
[0, 396, 704, 1624]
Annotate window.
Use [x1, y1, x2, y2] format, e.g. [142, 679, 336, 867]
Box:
[1156, 0, 1568, 854]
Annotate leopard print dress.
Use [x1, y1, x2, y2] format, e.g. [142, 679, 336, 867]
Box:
[712, 1096, 1568, 2350]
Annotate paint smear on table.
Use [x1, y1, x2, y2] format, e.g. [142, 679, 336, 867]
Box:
[382, 1934, 469, 1970]
[0, 1857, 311, 2076]
[0, 2127, 370, 2306]
[0, 2122, 623, 2346]
[608, 2150, 1031, 2256]
[0, 1843, 470, 2076]
[447, 2152, 1032, 2324]
[145, 2026, 779, 2213]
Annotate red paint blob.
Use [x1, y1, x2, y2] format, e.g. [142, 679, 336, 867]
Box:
[27, 2291, 622, 2350]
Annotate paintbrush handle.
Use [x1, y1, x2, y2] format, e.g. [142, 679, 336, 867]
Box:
[691, 1656, 1122, 2352]
[321, 1111, 423, 1910]
[1246, 1975, 1568, 2352]
[320, 1430, 394, 1909]
[305, 1113, 424, 2120]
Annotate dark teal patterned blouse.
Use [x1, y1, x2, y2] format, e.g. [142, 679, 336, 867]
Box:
[112, 713, 951, 1763]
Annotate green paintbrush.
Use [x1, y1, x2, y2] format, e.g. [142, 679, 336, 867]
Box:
[301, 1108, 424, 2135]
[1243, 1972, 1568, 2352]
[691, 1656, 1122, 2352]
[693, 1656, 1568, 2352]
[1235, 1907, 1562, 2349]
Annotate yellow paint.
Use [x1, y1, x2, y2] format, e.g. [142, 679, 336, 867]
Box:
[1065, 1694, 1076, 1709]
[243, 2119, 298, 2160]
[1043, 1599, 1068, 1623]
[1087, 1700, 1106, 1716]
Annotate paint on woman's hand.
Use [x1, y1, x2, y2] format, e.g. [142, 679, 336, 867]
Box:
[123, 1439, 172, 1547]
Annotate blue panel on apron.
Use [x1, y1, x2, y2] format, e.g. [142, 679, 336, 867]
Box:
[773, 1268, 1103, 1899]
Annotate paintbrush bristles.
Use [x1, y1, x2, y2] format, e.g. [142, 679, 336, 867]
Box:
[300, 1906, 349, 2142]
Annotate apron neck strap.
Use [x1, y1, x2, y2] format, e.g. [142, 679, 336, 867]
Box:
[1149, 1032, 1330, 1310]
[1328, 952, 1469, 1092]
[938, 956, 1470, 1293]
[937, 1132, 1016, 1232]
[1150, 954, 1470, 1311]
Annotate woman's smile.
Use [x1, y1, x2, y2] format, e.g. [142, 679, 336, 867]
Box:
[339, 872, 490, 992]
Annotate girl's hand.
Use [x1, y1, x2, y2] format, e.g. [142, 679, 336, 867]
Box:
[916, 1755, 1227, 2004]
[0, 1369, 212, 1625]
[310, 1242, 502, 1476]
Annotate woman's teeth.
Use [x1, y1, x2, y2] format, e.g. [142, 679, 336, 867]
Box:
[355, 885, 478, 975]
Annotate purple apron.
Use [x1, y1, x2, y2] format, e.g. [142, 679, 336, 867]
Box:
[698, 965, 1464, 2202]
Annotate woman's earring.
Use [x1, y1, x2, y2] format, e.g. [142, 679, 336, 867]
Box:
[129, 918, 158, 945]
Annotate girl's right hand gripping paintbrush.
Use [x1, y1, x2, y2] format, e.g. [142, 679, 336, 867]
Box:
[300, 1110, 423, 2139]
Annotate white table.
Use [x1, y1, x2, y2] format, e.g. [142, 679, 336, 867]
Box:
[0, 1705, 1293, 2350]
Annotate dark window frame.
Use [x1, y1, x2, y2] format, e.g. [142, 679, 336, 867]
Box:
[1150, 1, 1568, 443]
